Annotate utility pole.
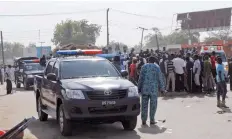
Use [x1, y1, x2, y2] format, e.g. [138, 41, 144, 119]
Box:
[0, 31, 5, 67]
[39, 41, 45, 58]
[138, 27, 148, 51]
[186, 13, 192, 45]
[106, 8, 109, 47]
[155, 33, 159, 51]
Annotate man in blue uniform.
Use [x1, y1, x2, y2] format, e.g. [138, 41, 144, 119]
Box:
[138, 56, 165, 125]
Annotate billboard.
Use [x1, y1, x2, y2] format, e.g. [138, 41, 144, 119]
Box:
[36, 46, 52, 58]
[177, 8, 231, 32]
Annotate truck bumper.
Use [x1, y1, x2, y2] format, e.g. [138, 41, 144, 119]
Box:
[63, 97, 140, 122]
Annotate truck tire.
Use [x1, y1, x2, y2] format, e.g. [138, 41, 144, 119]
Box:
[121, 116, 137, 131]
[16, 79, 21, 88]
[37, 96, 48, 121]
[24, 80, 29, 90]
[58, 104, 72, 136]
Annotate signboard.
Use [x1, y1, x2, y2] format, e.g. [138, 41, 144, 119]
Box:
[177, 8, 231, 32]
[36, 46, 51, 58]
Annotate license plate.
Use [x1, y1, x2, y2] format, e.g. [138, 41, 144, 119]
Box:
[102, 101, 116, 105]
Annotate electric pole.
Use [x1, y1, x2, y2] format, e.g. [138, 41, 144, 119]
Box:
[0, 31, 5, 66]
[155, 33, 159, 51]
[39, 41, 45, 58]
[106, 8, 109, 47]
[138, 27, 148, 51]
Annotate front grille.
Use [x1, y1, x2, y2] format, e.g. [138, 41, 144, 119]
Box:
[86, 90, 127, 100]
[88, 105, 127, 114]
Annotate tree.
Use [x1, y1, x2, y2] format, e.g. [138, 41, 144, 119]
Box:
[204, 29, 232, 42]
[52, 19, 101, 46]
[108, 41, 129, 53]
[1, 42, 25, 59]
[144, 28, 200, 49]
[28, 43, 36, 48]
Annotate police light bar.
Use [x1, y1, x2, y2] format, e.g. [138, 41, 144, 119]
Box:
[96, 54, 118, 58]
[56, 49, 102, 55]
[23, 59, 40, 63]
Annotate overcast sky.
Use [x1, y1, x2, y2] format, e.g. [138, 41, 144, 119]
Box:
[0, 1, 231, 48]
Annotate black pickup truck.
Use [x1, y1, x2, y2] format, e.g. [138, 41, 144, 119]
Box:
[34, 56, 140, 136]
[14, 57, 45, 90]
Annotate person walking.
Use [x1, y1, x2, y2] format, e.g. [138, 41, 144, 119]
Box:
[165, 55, 175, 92]
[129, 58, 137, 85]
[216, 57, 228, 108]
[138, 56, 165, 125]
[5, 65, 13, 94]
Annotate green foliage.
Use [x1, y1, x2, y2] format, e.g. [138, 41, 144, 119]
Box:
[144, 28, 200, 49]
[52, 19, 101, 46]
[0, 42, 25, 59]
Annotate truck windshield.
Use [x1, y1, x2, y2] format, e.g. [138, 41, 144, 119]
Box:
[60, 60, 120, 79]
[24, 63, 44, 71]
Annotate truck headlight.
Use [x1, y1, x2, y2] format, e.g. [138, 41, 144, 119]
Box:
[62, 89, 85, 99]
[128, 86, 139, 97]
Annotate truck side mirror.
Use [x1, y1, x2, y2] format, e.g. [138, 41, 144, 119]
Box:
[121, 70, 128, 77]
[47, 73, 57, 81]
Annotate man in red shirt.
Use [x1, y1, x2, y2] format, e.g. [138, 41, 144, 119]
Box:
[210, 51, 216, 80]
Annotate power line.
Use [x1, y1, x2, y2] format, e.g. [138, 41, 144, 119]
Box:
[111, 9, 167, 20]
[0, 9, 105, 17]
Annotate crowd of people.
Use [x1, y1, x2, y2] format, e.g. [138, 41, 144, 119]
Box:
[111, 48, 230, 124]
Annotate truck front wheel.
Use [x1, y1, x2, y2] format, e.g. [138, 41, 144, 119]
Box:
[37, 96, 48, 121]
[121, 116, 137, 131]
[58, 104, 72, 136]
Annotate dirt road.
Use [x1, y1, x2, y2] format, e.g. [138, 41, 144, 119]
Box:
[0, 84, 232, 139]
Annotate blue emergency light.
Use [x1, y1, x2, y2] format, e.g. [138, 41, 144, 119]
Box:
[96, 54, 118, 58]
[56, 49, 83, 55]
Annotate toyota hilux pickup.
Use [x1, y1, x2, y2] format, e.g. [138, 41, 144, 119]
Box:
[14, 57, 44, 90]
[34, 55, 140, 136]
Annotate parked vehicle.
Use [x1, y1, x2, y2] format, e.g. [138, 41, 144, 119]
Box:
[34, 49, 140, 136]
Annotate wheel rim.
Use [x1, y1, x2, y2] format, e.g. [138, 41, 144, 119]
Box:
[24, 80, 26, 88]
[59, 109, 64, 132]
[38, 99, 41, 117]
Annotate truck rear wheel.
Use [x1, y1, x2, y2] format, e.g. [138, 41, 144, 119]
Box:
[37, 96, 48, 121]
[24, 80, 29, 90]
[16, 80, 21, 88]
[58, 104, 72, 136]
[121, 116, 137, 131]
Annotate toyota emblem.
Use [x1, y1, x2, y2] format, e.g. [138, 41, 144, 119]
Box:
[104, 90, 112, 95]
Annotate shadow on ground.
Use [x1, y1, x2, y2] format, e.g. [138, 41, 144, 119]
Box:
[14, 87, 33, 92]
[27, 118, 141, 139]
[161, 91, 216, 100]
[138, 124, 167, 134]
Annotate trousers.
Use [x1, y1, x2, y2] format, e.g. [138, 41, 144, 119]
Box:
[166, 72, 175, 91]
[6, 79, 12, 94]
[194, 73, 200, 86]
[217, 81, 227, 101]
[141, 94, 157, 122]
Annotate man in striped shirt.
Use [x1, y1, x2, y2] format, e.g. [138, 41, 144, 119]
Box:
[165, 56, 175, 92]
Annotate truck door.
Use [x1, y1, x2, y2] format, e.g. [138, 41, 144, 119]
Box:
[49, 61, 59, 109]
[41, 61, 54, 108]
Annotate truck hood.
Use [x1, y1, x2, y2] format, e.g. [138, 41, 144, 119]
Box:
[60, 77, 134, 90]
[25, 70, 44, 75]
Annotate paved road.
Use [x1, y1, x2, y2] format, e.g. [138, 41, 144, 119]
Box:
[0, 84, 232, 139]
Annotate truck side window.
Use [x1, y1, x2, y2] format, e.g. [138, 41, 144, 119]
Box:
[45, 61, 54, 75]
[52, 62, 59, 77]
